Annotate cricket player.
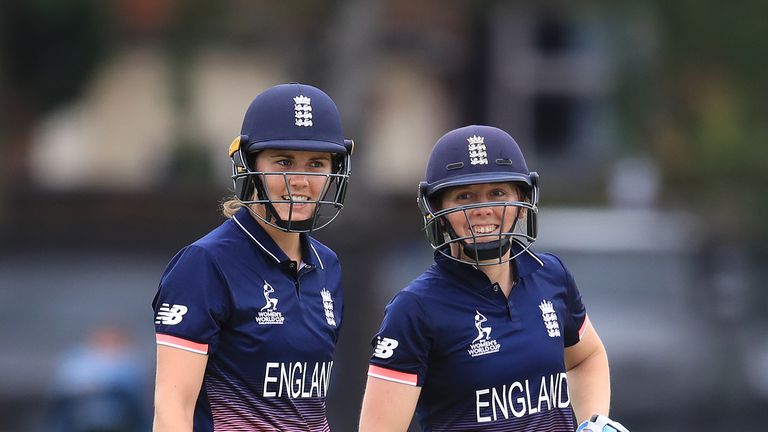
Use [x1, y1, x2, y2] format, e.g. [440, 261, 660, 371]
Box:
[359, 125, 629, 432]
[152, 83, 354, 431]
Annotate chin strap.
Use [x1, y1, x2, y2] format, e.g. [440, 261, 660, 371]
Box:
[576, 415, 630, 432]
[252, 178, 316, 232]
[461, 238, 512, 261]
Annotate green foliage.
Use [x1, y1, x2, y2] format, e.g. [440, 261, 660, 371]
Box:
[625, 1, 768, 246]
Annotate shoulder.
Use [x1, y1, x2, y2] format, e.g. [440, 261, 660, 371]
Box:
[520, 250, 577, 293]
[307, 236, 339, 260]
[388, 267, 448, 312]
[535, 251, 567, 269]
[400, 266, 445, 297]
[165, 220, 240, 271]
[192, 218, 241, 250]
[306, 236, 340, 272]
[163, 243, 220, 277]
[382, 289, 430, 327]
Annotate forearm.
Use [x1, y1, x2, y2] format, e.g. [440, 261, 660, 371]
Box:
[153, 345, 207, 432]
[566, 347, 610, 424]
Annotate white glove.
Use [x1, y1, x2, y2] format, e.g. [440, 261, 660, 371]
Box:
[576, 414, 629, 432]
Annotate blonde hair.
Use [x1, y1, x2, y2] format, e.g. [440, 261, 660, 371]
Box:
[221, 197, 244, 218]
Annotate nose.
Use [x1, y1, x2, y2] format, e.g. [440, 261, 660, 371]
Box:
[469, 203, 493, 217]
[287, 174, 309, 187]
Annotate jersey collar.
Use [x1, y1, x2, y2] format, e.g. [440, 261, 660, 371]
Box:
[231, 206, 322, 270]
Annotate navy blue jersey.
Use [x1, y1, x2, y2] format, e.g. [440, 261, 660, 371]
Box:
[368, 243, 588, 432]
[153, 207, 343, 431]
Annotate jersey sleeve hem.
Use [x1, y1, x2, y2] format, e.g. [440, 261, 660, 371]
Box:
[578, 314, 590, 340]
[156, 333, 209, 355]
[367, 364, 418, 386]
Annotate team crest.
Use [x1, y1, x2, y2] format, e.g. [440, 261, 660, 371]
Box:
[320, 288, 336, 326]
[294, 95, 313, 127]
[256, 281, 285, 325]
[467, 135, 488, 165]
[468, 310, 501, 357]
[539, 300, 561, 337]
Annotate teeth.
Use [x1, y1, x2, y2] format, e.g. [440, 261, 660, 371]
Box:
[473, 224, 498, 234]
[282, 195, 310, 202]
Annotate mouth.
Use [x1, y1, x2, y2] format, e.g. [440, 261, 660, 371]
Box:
[471, 224, 499, 235]
[281, 194, 311, 203]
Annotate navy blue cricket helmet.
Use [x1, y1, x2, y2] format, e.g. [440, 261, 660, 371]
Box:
[228, 83, 354, 232]
[417, 125, 539, 265]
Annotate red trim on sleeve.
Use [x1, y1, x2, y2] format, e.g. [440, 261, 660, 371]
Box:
[156, 333, 208, 355]
[578, 314, 590, 340]
[367, 364, 418, 386]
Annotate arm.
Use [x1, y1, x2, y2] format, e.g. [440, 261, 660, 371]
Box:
[359, 376, 421, 432]
[153, 345, 208, 432]
[564, 321, 610, 424]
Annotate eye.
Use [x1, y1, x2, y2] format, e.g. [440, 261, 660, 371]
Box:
[455, 191, 472, 201]
[275, 159, 293, 167]
[490, 189, 507, 198]
[309, 160, 328, 169]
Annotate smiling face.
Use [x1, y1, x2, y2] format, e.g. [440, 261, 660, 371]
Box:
[439, 182, 525, 257]
[252, 149, 334, 222]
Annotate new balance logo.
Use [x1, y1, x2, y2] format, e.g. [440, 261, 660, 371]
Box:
[373, 337, 399, 359]
[155, 303, 188, 325]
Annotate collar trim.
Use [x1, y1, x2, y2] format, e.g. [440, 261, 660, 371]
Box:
[232, 214, 280, 263]
[309, 243, 324, 270]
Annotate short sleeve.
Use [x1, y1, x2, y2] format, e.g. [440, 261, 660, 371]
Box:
[368, 291, 431, 387]
[557, 257, 588, 347]
[152, 245, 230, 355]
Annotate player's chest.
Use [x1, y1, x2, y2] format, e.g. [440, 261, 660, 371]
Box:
[428, 282, 568, 385]
[223, 269, 341, 352]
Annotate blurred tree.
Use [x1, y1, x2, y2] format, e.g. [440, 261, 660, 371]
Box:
[0, 0, 112, 192]
[617, 1, 768, 252]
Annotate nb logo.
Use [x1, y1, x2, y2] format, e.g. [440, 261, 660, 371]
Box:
[374, 337, 399, 359]
[155, 303, 188, 325]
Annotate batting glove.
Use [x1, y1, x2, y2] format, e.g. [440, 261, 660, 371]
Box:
[576, 414, 629, 432]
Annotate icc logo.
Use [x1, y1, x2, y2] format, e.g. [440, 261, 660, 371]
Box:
[472, 310, 492, 343]
[261, 281, 279, 312]
[373, 337, 399, 359]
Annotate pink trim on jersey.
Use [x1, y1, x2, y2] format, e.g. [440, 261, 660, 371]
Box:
[156, 333, 208, 355]
[368, 365, 418, 386]
[578, 314, 590, 340]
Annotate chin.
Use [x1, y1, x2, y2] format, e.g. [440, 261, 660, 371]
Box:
[275, 207, 316, 220]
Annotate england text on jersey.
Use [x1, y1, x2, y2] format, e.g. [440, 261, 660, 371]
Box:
[263, 361, 333, 398]
[475, 372, 570, 423]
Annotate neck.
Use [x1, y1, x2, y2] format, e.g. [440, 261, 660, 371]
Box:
[451, 244, 516, 297]
[478, 262, 515, 297]
[249, 206, 303, 263]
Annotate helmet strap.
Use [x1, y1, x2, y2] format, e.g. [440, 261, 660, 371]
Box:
[252, 177, 318, 232]
[462, 238, 512, 262]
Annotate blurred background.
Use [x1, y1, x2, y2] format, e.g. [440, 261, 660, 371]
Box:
[1, 0, 767, 431]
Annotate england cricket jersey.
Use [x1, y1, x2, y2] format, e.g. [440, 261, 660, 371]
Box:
[153, 207, 343, 431]
[368, 242, 588, 432]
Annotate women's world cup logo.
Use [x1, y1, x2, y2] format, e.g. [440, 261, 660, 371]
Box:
[468, 310, 501, 357]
